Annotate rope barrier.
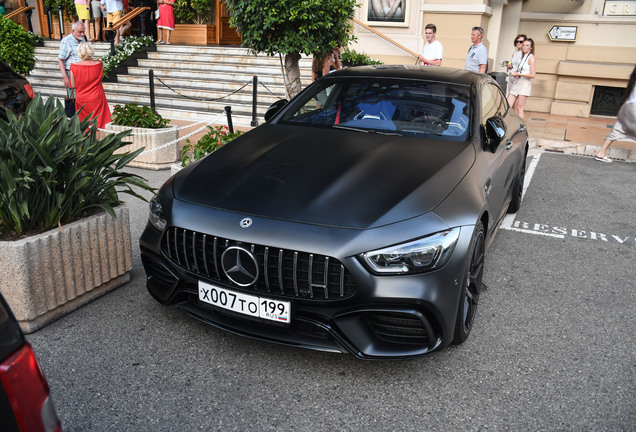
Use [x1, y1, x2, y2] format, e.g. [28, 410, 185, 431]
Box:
[154, 76, 253, 102]
[258, 81, 280, 97]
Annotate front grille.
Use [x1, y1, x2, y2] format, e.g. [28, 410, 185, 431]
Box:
[364, 311, 431, 346]
[162, 227, 356, 300]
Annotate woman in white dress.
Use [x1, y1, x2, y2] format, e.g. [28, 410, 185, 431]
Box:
[507, 38, 536, 120]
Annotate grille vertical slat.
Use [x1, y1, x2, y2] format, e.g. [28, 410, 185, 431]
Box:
[308, 254, 314, 299]
[213, 237, 219, 278]
[293, 252, 299, 297]
[264, 247, 270, 292]
[161, 227, 356, 301]
[278, 249, 284, 294]
[202, 234, 210, 277]
[323, 257, 329, 299]
[191, 232, 199, 273]
[182, 230, 190, 269]
[339, 265, 345, 297]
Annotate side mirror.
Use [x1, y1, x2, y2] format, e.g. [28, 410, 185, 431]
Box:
[484, 116, 506, 151]
[264, 99, 288, 122]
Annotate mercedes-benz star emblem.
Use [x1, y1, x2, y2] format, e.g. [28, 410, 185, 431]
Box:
[240, 218, 252, 228]
[221, 246, 259, 287]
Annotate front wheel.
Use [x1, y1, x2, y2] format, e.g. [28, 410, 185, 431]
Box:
[452, 221, 485, 344]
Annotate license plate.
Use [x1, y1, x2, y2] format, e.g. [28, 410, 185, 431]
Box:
[198, 281, 291, 324]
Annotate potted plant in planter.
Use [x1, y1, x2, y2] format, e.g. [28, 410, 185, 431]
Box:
[106, 103, 179, 170]
[172, 125, 244, 174]
[0, 94, 154, 333]
[172, 0, 216, 45]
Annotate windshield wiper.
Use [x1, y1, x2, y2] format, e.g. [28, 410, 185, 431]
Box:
[332, 125, 369, 133]
[332, 125, 401, 136]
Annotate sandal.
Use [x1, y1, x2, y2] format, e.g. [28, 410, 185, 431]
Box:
[594, 155, 612, 163]
[156, 40, 164, 44]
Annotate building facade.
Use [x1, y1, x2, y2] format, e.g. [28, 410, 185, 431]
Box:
[352, 0, 636, 117]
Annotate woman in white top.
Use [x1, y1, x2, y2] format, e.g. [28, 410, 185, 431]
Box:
[507, 38, 536, 119]
[506, 34, 526, 85]
[595, 65, 636, 162]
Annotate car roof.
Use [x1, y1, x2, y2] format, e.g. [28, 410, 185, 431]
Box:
[325, 65, 485, 87]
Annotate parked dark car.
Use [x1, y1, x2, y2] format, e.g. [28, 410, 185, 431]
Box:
[140, 66, 529, 360]
[0, 60, 34, 122]
[0, 293, 62, 431]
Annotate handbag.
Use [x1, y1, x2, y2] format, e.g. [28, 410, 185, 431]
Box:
[154, 9, 159, 20]
[64, 87, 76, 118]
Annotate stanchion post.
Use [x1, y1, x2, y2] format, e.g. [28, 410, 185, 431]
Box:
[25, 1, 34, 33]
[45, 6, 53, 39]
[57, 6, 64, 39]
[149, 69, 155, 112]
[225, 106, 234, 133]
[251, 76, 258, 127]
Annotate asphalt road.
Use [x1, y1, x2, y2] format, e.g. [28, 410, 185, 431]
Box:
[27, 152, 635, 431]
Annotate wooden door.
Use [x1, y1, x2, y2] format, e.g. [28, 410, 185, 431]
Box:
[215, 0, 241, 45]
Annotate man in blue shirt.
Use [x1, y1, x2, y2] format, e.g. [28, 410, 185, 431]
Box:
[465, 26, 488, 73]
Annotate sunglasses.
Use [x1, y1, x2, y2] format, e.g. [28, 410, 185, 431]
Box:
[516, 40, 525, 43]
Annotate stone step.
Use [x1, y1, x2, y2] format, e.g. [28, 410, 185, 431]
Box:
[32, 41, 305, 127]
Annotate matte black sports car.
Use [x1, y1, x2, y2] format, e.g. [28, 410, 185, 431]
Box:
[140, 66, 528, 360]
[0, 60, 33, 122]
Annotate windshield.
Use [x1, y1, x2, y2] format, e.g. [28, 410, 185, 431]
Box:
[279, 77, 471, 141]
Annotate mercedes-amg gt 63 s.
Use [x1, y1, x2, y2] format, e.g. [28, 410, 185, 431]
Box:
[140, 66, 528, 360]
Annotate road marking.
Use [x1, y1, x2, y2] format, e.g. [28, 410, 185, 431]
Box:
[500, 153, 635, 246]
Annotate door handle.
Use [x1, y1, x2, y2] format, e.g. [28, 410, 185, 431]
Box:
[506, 140, 513, 150]
[484, 178, 491, 195]
[519, 125, 526, 132]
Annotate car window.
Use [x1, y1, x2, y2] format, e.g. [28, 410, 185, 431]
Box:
[279, 78, 471, 141]
[481, 82, 507, 122]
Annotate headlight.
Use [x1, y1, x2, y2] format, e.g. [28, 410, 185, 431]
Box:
[361, 228, 460, 275]
[149, 196, 166, 230]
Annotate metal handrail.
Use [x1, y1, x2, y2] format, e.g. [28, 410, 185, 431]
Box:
[353, 18, 418, 59]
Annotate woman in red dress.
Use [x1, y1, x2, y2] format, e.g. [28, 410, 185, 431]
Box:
[70, 42, 111, 129]
[156, 0, 175, 44]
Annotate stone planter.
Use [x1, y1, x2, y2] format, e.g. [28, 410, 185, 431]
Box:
[107, 123, 179, 170]
[0, 205, 133, 333]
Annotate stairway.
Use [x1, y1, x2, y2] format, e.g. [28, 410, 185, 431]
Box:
[30, 40, 313, 127]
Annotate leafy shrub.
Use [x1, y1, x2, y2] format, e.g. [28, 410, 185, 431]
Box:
[0, 94, 153, 236]
[174, 0, 215, 24]
[111, 103, 169, 129]
[44, 0, 75, 23]
[0, 18, 38, 75]
[181, 125, 244, 167]
[101, 35, 153, 79]
[340, 49, 383, 66]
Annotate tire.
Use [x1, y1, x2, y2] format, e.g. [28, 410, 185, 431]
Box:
[507, 150, 527, 213]
[452, 221, 485, 345]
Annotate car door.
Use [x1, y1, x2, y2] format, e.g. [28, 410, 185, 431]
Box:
[478, 82, 517, 229]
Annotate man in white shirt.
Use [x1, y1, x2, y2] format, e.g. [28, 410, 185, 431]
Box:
[419, 23, 443, 66]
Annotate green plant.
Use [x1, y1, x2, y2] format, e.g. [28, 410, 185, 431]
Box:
[0, 94, 154, 237]
[111, 103, 169, 129]
[181, 125, 244, 167]
[340, 49, 382, 66]
[0, 18, 38, 75]
[225, 0, 358, 98]
[101, 35, 153, 79]
[44, 0, 75, 23]
[174, 0, 215, 24]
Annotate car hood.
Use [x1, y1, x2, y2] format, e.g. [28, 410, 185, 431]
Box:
[173, 124, 475, 229]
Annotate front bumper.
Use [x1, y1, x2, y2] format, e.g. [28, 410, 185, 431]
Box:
[140, 219, 474, 360]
